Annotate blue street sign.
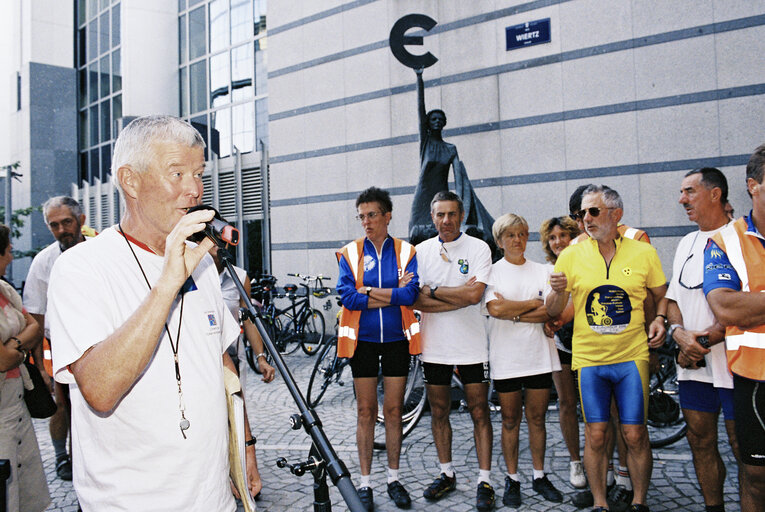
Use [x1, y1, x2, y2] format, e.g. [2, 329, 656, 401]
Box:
[505, 18, 551, 51]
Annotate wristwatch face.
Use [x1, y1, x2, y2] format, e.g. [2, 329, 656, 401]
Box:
[365, 287, 372, 295]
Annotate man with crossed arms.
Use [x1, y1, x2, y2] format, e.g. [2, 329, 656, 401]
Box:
[413, 191, 495, 511]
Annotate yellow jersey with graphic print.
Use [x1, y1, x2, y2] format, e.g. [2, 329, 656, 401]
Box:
[554, 236, 666, 370]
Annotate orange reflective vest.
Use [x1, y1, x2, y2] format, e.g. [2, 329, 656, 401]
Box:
[712, 217, 765, 381]
[335, 237, 421, 358]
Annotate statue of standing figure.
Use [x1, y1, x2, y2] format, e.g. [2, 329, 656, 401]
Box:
[408, 68, 496, 249]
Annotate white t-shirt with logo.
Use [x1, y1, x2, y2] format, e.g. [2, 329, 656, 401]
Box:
[666, 226, 733, 388]
[48, 227, 239, 512]
[416, 233, 491, 365]
[485, 258, 561, 380]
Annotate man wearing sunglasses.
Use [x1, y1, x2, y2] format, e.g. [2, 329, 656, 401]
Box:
[413, 191, 495, 511]
[704, 144, 765, 512]
[665, 168, 737, 512]
[547, 185, 667, 512]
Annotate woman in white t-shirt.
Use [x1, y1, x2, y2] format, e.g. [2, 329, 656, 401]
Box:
[485, 214, 562, 508]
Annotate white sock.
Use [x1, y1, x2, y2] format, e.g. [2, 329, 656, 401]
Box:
[387, 467, 399, 484]
[440, 462, 455, 478]
[478, 469, 492, 486]
[532, 468, 545, 480]
[506, 472, 520, 482]
[360, 474, 371, 488]
[606, 462, 615, 486]
[616, 466, 632, 490]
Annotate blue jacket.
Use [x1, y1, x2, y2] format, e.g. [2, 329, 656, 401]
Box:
[336, 236, 419, 343]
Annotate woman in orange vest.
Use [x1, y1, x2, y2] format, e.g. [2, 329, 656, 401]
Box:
[336, 186, 420, 511]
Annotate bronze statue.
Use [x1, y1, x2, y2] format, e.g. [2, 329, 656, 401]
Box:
[408, 68, 496, 248]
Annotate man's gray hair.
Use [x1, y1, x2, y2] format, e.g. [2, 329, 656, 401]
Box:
[111, 115, 206, 195]
[42, 196, 83, 224]
[583, 184, 623, 210]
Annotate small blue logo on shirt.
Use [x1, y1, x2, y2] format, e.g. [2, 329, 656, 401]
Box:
[208, 314, 217, 326]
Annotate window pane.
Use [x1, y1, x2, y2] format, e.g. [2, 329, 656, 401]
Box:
[100, 55, 110, 98]
[209, 0, 229, 54]
[188, 0, 204, 7]
[80, 151, 88, 183]
[189, 60, 207, 113]
[211, 108, 231, 157]
[88, 0, 98, 19]
[231, 0, 252, 44]
[78, 0, 87, 26]
[78, 68, 87, 105]
[112, 49, 121, 91]
[188, 6, 206, 61]
[100, 0, 109, 11]
[232, 102, 254, 154]
[210, 52, 229, 107]
[112, 4, 120, 48]
[100, 99, 110, 142]
[89, 105, 98, 146]
[255, 38, 266, 95]
[99, 12, 109, 55]
[79, 110, 88, 149]
[88, 63, 98, 103]
[191, 114, 209, 158]
[180, 66, 189, 117]
[101, 144, 111, 182]
[178, 14, 187, 64]
[178, 0, 186, 12]
[231, 43, 253, 101]
[89, 148, 98, 184]
[255, 98, 268, 147]
[78, 27, 87, 67]
[88, 20, 98, 61]
[112, 94, 122, 138]
[254, 0, 266, 36]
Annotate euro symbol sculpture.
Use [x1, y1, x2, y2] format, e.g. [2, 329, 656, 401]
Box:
[389, 14, 438, 69]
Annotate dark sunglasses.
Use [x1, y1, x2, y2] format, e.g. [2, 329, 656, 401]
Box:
[576, 207, 613, 219]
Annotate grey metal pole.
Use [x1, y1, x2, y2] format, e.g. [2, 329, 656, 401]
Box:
[260, 140, 271, 274]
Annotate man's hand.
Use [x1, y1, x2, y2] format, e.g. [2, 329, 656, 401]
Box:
[544, 318, 563, 338]
[399, 271, 414, 288]
[259, 359, 276, 383]
[246, 447, 262, 499]
[156, 209, 216, 294]
[647, 316, 666, 349]
[673, 327, 711, 361]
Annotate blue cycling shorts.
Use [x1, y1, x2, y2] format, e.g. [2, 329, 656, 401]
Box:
[679, 380, 735, 420]
[579, 360, 649, 424]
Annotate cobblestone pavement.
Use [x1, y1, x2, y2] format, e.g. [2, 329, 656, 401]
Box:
[36, 350, 740, 511]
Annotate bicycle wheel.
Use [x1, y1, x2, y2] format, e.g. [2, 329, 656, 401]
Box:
[276, 313, 302, 355]
[373, 355, 427, 450]
[647, 343, 687, 448]
[300, 308, 326, 355]
[306, 336, 343, 407]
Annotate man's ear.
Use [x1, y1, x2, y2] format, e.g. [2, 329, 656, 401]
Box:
[118, 166, 139, 199]
[613, 207, 624, 224]
[78, 214, 86, 225]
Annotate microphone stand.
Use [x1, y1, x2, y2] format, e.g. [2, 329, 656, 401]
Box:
[219, 249, 364, 512]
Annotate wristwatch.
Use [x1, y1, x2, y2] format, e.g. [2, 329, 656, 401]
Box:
[365, 286, 372, 296]
[430, 286, 438, 299]
[668, 324, 683, 342]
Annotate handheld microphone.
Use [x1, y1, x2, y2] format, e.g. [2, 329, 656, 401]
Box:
[186, 204, 240, 246]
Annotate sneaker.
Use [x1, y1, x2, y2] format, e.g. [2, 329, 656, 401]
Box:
[570, 461, 587, 488]
[607, 485, 634, 512]
[502, 476, 521, 508]
[56, 456, 73, 481]
[532, 475, 563, 503]
[572, 490, 594, 508]
[476, 482, 495, 511]
[358, 486, 374, 511]
[387, 481, 411, 509]
[423, 472, 457, 501]
[628, 505, 649, 512]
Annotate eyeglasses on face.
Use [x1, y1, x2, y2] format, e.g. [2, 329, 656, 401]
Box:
[355, 211, 382, 222]
[576, 207, 614, 219]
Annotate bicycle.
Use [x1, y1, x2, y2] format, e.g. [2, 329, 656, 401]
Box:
[244, 274, 281, 373]
[277, 273, 330, 355]
[647, 336, 687, 448]
[306, 298, 350, 407]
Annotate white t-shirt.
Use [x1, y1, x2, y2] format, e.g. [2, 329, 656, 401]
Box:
[416, 234, 491, 365]
[48, 227, 239, 512]
[666, 226, 733, 388]
[23, 241, 63, 339]
[485, 258, 561, 380]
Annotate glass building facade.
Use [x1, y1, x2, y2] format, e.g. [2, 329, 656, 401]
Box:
[76, 0, 122, 184]
[178, 0, 268, 159]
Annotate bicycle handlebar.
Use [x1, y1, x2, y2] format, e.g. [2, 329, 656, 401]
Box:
[287, 273, 332, 282]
